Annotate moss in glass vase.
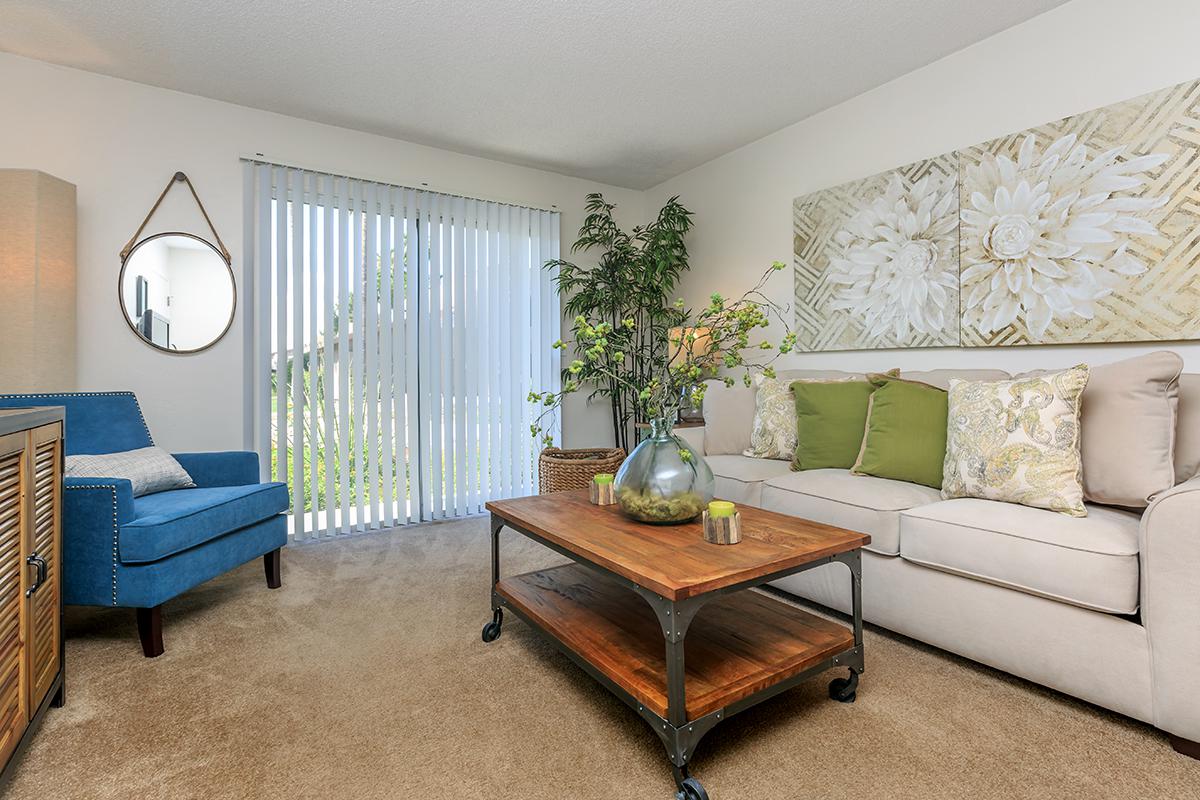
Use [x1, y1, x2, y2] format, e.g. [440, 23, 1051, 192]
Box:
[615, 487, 708, 524]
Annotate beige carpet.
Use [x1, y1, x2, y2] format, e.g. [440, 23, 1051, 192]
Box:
[5, 517, 1199, 800]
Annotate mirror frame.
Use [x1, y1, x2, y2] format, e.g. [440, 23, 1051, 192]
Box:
[117, 231, 237, 355]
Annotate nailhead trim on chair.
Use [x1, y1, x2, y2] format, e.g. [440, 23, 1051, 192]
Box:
[65, 483, 121, 605]
[0, 390, 155, 446]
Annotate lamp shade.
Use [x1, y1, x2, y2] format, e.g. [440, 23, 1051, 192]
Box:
[668, 326, 712, 367]
[0, 170, 77, 391]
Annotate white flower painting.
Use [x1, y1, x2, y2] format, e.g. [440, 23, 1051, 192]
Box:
[794, 77, 1200, 351]
[793, 156, 960, 350]
[960, 133, 1168, 341]
[826, 172, 959, 342]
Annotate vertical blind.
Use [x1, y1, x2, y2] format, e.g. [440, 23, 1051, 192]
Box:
[243, 161, 561, 539]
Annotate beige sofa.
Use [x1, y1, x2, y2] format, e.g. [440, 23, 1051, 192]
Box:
[677, 365, 1200, 756]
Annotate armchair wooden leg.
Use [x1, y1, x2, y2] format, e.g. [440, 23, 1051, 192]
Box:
[1171, 734, 1200, 760]
[136, 606, 164, 658]
[264, 548, 282, 589]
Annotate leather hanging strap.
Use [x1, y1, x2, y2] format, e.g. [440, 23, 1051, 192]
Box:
[119, 171, 232, 263]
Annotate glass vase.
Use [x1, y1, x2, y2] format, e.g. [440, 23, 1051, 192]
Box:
[614, 418, 715, 524]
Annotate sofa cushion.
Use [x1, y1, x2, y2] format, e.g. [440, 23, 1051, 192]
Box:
[899, 498, 1140, 614]
[760, 469, 942, 556]
[791, 379, 881, 471]
[1174, 373, 1200, 484]
[120, 482, 290, 563]
[701, 380, 757, 456]
[901, 369, 1009, 390]
[942, 366, 1090, 517]
[705, 455, 792, 506]
[852, 375, 947, 489]
[1020, 352, 1182, 508]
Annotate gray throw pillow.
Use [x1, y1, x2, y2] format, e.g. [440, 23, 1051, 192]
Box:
[66, 446, 196, 497]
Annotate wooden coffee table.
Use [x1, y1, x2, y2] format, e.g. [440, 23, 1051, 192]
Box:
[481, 490, 870, 800]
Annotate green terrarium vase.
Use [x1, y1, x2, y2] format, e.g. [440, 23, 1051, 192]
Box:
[613, 418, 715, 524]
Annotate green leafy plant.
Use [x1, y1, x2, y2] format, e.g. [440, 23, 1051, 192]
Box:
[547, 193, 694, 452]
[530, 261, 796, 447]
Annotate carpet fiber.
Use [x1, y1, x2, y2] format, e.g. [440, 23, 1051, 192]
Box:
[6, 517, 1199, 799]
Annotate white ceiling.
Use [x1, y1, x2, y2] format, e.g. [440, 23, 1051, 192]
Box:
[0, 0, 1070, 189]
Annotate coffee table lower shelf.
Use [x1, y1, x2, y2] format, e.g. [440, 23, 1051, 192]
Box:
[493, 563, 859, 794]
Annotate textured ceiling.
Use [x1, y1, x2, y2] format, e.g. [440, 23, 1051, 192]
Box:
[0, 0, 1070, 189]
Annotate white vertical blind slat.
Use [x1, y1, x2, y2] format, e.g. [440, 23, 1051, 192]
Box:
[476, 200, 492, 508]
[528, 209, 542, 494]
[253, 164, 272, 480]
[489, 201, 504, 501]
[289, 169, 305, 539]
[404, 189, 422, 522]
[452, 195, 468, 515]
[307, 173, 320, 538]
[541, 211, 562, 445]
[350, 181, 366, 532]
[388, 185, 408, 525]
[463, 200, 479, 513]
[321, 174, 336, 532]
[337, 178, 353, 534]
[364, 182, 380, 530]
[274, 168, 288, 489]
[379, 188, 396, 529]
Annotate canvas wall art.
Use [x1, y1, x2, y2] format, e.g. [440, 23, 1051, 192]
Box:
[793, 154, 960, 351]
[793, 77, 1200, 351]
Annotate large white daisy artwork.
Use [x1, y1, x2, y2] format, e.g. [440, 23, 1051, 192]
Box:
[793, 155, 960, 351]
[794, 77, 1200, 350]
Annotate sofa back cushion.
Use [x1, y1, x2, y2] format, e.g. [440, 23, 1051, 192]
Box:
[1175, 373, 1200, 484]
[701, 380, 756, 455]
[0, 391, 153, 455]
[1079, 351, 1182, 507]
[901, 369, 1010, 389]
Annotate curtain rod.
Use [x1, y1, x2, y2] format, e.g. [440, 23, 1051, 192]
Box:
[239, 153, 562, 215]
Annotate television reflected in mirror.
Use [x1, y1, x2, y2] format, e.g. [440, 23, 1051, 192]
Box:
[119, 232, 235, 353]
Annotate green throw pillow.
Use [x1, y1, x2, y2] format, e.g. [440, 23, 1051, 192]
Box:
[851, 375, 948, 489]
[791, 379, 879, 471]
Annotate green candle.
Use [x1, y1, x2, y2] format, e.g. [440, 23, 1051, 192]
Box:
[708, 500, 735, 518]
[593, 473, 614, 485]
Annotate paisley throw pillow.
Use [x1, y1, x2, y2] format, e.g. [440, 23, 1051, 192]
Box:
[942, 365, 1090, 516]
[743, 375, 801, 460]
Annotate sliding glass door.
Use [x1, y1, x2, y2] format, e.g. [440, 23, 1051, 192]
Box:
[244, 162, 561, 539]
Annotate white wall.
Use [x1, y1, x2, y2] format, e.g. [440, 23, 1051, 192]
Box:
[0, 53, 640, 451]
[644, 0, 1200, 376]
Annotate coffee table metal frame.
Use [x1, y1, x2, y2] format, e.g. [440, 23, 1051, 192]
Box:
[481, 512, 865, 797]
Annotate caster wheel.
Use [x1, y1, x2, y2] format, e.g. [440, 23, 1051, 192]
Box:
[829, 670, 859, 703]
[481, 609, 503, 643]
[676, 777, 709, 800]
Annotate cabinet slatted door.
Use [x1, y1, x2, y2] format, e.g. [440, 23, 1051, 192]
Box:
[24, 425, 60, 710]
[0, 432, 28, 768]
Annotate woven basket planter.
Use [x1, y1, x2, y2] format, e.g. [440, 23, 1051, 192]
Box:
[538, 447, 626, 495]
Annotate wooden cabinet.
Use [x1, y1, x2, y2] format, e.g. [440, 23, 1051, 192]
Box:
[0, 410, 64, 783]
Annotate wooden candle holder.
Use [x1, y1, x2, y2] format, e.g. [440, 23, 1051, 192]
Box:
[702, 510, 742, 545]
[589, 480, 617, 506]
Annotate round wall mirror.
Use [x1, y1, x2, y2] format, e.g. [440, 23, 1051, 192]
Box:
[119, 232, 236, 353]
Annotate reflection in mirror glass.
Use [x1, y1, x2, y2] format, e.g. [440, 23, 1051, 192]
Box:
[119, 234, 234, 352]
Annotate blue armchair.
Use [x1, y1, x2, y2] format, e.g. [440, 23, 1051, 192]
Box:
[0, 391, 289, 657]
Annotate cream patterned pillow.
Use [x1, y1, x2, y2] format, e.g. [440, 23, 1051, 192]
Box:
[942, 365, 1090, 517]
[743, 375, 799, 459]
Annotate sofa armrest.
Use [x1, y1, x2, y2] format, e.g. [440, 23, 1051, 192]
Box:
[1140, 475, 1200, 741]
[172, 451, 261, 487]
[672, 425, 706, 458]
[63, 477, 135, 606]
